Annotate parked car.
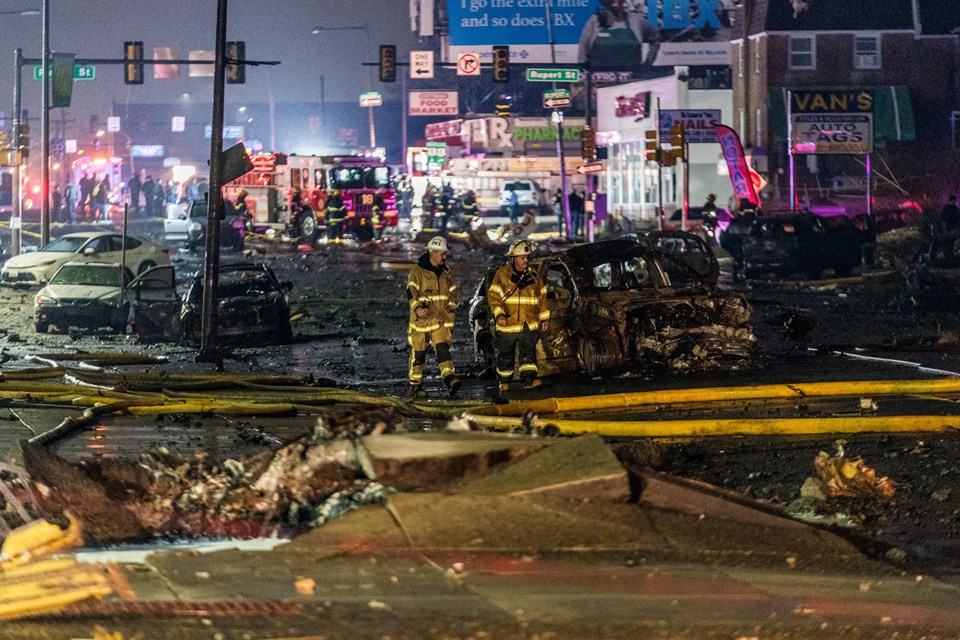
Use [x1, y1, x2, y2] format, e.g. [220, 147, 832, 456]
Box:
[467, 240, 755, 378]
[163, 199, 245, 251]
[720, 209, 867, 279]
[180, 262, 293, 344]
[498, 180, 541, 213]
[1, 232, 171, 287]
[34, 262, 179, 336]
[629, 230, 720, 285]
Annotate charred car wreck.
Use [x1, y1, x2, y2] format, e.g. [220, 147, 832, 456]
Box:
[469, 240, 755, 378]
[721, 210, 869, 280]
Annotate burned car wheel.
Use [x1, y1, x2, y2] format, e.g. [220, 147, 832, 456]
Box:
[578, 332, 624, 378]
[35, 320, 49, 333]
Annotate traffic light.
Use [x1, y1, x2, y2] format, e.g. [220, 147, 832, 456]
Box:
[492, 46, 509, 84]
[495, 92, 513, 117]
[226, 41, 246, 84]
[644, 129, 658, 161]
[669, 122, 685, 160]
[580, 128, 596, 161]
[379, 45, 397, 83]
[18, 123, 29, 160]
[124, 41, 144, 85]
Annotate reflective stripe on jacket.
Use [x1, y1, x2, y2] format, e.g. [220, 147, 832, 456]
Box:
[407, 253, 457, 333]
[486, 264, 549, 333]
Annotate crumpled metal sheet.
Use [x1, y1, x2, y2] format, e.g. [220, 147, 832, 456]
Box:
[814, 444, 895, 499]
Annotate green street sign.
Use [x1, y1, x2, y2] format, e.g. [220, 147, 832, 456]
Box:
[526, 68, 580, 83]
[543, 88, 571, 109]
[33, 65, 96, 81]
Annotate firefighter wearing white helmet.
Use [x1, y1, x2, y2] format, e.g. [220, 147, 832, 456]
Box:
[406, 236, 461, 398]
[486, 240, 549, 393]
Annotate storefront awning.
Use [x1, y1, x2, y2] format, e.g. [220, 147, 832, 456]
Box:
[767, 86, 915, 144]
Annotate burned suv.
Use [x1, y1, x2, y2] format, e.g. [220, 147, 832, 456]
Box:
[468, 240, 755, 378]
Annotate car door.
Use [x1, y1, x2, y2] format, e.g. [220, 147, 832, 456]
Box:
[128, 265, 181, 340]
[539, 261, 578, 372]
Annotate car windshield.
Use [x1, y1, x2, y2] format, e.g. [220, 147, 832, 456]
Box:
[41, 236, 87, 253]
[51, 265, 122, 287]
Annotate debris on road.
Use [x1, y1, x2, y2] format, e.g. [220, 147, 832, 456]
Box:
[813, 441, 896, 500]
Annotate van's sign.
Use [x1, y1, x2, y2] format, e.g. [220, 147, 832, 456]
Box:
[790, 90, 873, 154]
[409, 91, 459, 117]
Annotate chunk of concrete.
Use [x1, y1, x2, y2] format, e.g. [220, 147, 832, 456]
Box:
[455, 434, 630, 501]
[358, 432, 547, 490]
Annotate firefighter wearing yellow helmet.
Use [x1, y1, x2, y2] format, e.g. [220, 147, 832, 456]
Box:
[406, 236, 461, 398]
[486, 240, 549, 393]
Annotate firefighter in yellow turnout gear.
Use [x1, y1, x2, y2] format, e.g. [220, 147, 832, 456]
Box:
[407, 236, 462, 398]
[487, 240, 550, 392]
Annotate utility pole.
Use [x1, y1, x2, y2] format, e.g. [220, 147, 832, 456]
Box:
[197, 0, 230, 369]
[11, 48, 23, 256]
[545, 0, 572, 238]
[40, 0, 51, 246]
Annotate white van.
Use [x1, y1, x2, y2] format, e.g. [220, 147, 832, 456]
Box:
[498, 180, 541, 212]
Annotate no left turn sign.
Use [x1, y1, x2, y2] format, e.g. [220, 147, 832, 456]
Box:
[457, 52, 480, 76]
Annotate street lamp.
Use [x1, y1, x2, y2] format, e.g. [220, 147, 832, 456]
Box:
[311, 24, 377, 148]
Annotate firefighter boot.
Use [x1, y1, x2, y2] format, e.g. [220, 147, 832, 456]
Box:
[522, 378, 542, 390]
[410, 384, 428, 399]
[444, 375, 462, 398]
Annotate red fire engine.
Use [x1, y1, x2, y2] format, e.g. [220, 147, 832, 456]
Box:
[222, 153, 397, 241]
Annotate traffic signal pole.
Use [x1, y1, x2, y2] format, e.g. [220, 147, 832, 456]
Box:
[40, 0, 50, 247]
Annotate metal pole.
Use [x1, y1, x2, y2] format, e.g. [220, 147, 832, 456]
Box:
[585, 66, 595, 242]
[40, 0, 50, 246]
[11, 48, 22, 256]
[368, 106, 376, 149]
[119, 203, 128, 323]
[197, 0, 229, 369]
[682, 138, 689, 231]
[401, 71, 408, 159]
[656, 96, 663, 231]
[555, 111, 572, 239]
[866, 153, 872, 219]
[787, 89, 795, 214]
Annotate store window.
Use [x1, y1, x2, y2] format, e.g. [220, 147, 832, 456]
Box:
[790, 36, 815, 70]
[854, 35, 880, 69]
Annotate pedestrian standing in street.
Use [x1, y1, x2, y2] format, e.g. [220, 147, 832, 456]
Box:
[487, 240, 550, 394]
[939, 194, 960, 260]
[63, 182, 79, 223]
[141, 176, 155, 217]
[435, 190, 450, 234]
[128, 171, 142, 216]
[52, 185, 63, 223]
[569, 190, 585, 239]
[153, 179, 167, 218]
[406, 236, 461, 399]
[325, 189, 346, 242]
[93, 176, 110, 221]
[508, 187, 520, 224]
[78, 172, 94, 220]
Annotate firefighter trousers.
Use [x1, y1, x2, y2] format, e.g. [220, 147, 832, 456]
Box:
[408, 327, 456, 387]
[494, 326, 540, 384]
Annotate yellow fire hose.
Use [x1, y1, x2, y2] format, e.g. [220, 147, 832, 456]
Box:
[469, 378, 960, 418]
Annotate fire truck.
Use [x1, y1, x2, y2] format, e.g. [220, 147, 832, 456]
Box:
[222, 153, 397, 241]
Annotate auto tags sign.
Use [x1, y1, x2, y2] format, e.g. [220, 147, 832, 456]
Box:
[790, 90, 873, 154]
[658, 109, 722, 143]
[409, 91, 459, 117]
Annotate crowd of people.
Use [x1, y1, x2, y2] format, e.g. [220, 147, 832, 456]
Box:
[53, 168, 196, 224]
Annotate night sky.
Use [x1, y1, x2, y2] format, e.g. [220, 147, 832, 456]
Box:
[0, 1, 418, 139]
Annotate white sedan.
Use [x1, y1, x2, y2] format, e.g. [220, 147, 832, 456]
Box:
[1, 232, 171, 287]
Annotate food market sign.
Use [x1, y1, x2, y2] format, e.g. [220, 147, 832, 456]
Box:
[409, 91, 459, 117]
[790, 90, 873, 155]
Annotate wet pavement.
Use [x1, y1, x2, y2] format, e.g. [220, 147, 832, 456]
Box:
[5, 219, 960, 637]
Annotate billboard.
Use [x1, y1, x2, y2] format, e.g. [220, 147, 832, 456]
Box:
[445, 0, 734, 67]
[658, 109, 722, 144]
[790, 90, 874, 155]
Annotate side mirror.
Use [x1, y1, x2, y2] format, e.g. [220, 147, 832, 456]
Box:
[281, 280, 294, 291]
[39, 278, 48, 286]
[83, 247, 96, 256]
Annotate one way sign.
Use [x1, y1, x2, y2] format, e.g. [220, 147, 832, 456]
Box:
[411, 50, 434, 79]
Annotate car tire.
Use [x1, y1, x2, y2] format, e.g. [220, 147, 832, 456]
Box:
[138, 261, 156, 275]
[35, 320, 49, 333]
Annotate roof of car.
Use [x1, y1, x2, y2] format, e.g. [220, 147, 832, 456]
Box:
[57, 231, 146, 241]
[562, 240, 649, 268]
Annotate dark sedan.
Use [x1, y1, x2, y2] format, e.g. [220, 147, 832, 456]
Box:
[180, 263, 293, 344]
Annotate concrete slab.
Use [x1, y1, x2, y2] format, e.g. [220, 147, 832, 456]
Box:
[387, 493, 667, 552]
[358, 431, 547, 490]
[455, 433, 631, 501]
